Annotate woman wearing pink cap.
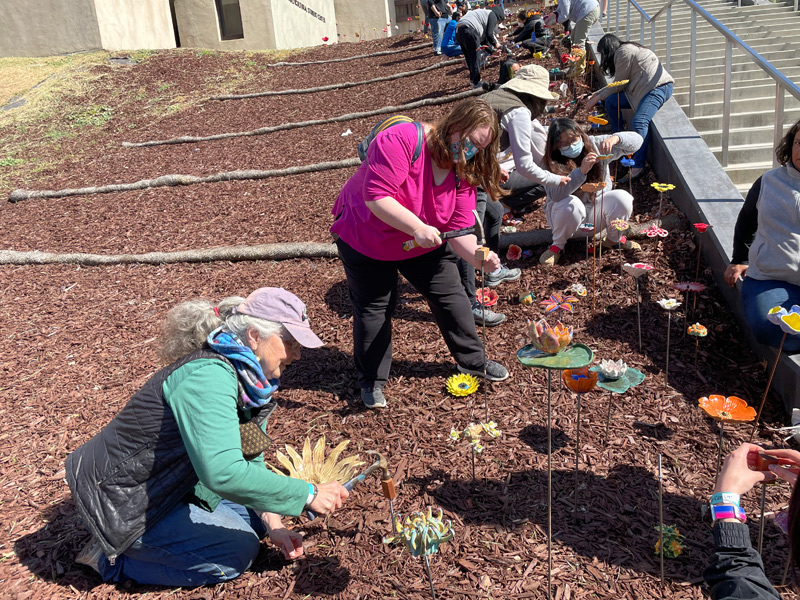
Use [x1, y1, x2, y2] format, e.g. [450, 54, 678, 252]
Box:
[331, 97, 512, 409]
[65, 287, 349, 587]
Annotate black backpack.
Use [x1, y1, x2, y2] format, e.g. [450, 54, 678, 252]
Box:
[358, 115, 424, 163]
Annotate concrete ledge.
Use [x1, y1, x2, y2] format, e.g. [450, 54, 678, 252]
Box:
[585, 23, 800, 415]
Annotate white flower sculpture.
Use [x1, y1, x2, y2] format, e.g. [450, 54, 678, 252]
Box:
[596, 359, 628, 380]
[657, 298, 681, 311]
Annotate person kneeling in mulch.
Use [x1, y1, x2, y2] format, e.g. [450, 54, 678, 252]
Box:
[331, 97, 511, 410]
[67, 288, 350, 586]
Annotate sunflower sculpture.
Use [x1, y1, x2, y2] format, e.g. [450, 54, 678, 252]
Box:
[446, 373, 479, 397]
[270, 436, 364, 485]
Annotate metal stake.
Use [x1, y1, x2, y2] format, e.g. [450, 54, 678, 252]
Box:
[758, 484, 767, 554]
[716, 422, 725, 481]
[635, 277, 642, 352]
[423, 554, 437, 600]
[604, 393, 613, 447]
[659, 454, 665, 599]
[665, 312, 671, 389]
[750, 332, 788, 442]
[547, 369, 553, 600]
[574, 394, 582, 522]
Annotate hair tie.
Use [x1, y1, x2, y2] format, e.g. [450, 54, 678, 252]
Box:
[213, 306, 221, 317]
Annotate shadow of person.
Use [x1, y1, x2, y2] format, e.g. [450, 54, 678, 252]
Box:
[324, 279, 435, 324]
[252, 553, 349, 596]
[518, 423, 570, 454]
[408, 463, 712, 584]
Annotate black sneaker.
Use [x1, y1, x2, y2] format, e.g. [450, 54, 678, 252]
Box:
[458, 360, 510, 382]
[361, 388, 387, 409]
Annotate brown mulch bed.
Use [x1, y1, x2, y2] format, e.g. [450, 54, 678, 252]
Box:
[1, 25, 797, 600]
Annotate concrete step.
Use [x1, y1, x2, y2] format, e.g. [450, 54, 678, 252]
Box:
[674, 82, 787, 103]
[699, 125, 777, 147]
[689, 107, 800, 131]
[667, 49, 798, 71]
[709, 141, 778, 163]
[680, 94, 800, 117]
[671, 60, 800, 80]
[722, 160, 774, 185]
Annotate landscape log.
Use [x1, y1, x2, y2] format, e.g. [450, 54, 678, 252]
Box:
[8, 158, 362, 202]
[0, 215, 682, 266]
[267, 43, 430, 67]
[213, 59, 461, 100]
[121, 88, 483, 148]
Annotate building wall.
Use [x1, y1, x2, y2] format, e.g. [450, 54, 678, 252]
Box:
[269, 0, 336, 49]
[93, 0, 176, 50]
[173, 0, 335, 51]
[0, 0, 102, 57]
[333, 0, 391, 43]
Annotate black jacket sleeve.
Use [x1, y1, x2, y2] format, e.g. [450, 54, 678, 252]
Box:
[483, 12, 499, 50]
[731, 176, 762, 265]
[512, 19, 535, 43]
[703, 522, 782, 600]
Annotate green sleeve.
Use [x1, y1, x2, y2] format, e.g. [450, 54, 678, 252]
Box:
[163, 358, 309, 516]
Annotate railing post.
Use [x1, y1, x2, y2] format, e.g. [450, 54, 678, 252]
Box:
[666, 5, 671, 72]
[640, 15, 645, 44]
[650, 21, 655, 52]
[689, 10, 696, 118]
[774, 84, 785, 169]
[626, 2, 631, 40]
[721, 40, 732, 168]
[615, 0, 620, 36]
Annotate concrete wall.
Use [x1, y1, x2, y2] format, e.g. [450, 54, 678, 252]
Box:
[271, 0, 336, 49]
[0, 0, 102, 57]
[93, 0, 176, 50]
[334, 0, 392, 42]
[174, 0, 336, 50]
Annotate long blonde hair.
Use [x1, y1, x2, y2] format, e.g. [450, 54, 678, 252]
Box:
[426, 97, 507, 201]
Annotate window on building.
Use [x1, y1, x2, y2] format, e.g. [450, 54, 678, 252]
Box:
[215, 0, 244, 40]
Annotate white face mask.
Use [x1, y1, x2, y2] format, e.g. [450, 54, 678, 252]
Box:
[559, 139, 584, 159]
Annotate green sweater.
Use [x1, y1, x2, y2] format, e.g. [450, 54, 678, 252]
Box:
[162, 358, 308, 516]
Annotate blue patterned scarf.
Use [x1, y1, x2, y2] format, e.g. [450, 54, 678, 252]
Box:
[206, 327, 279, 409]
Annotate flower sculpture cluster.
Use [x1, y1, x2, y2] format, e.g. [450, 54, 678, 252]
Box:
[445, 373, 480, 397]
[541, 292, 578, 314]
[655, 525, 685, 558]
[530, 319, 573, 354]
[384, 507, 454, 557]
[449, 421, 502, 454]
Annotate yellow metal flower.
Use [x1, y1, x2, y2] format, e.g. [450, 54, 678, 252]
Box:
[446, 373, 480, 397]
[270, 436, 364, 485]
[651, 182, 676, 193]
[607, 79, 630, 87]
[383, 507, 454, 557]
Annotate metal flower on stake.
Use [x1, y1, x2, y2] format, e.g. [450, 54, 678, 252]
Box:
[449, 421, 502, 480]
[673, 281, 706, 323]
[581, 180, 607, 318]
[651, 182, 676, 218]
[657, 298, 681, 388]
[655, 455, 685, 598]
[693, 223, 711, 281]
[750, 305, 800, 441]
[687, 323, 708, 378]
[609, 219, 629, 276]
[621, 155, 635, 195]
[517, 321, 593, 600]
[562, 366, 598, 521]
[384, 507, 454, 600]
[624, 262, 654, 351]
[590, 358, 645, 444]
[698, 395, 756, 479]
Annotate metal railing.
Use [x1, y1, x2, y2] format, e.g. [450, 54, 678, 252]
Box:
[604, 0, 800, 167]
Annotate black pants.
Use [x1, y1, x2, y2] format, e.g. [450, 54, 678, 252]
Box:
[457, 191, 503, 303]
[337, 240, 485, 389]
[455, 24, 482, 86]
[503, 181, 546, 215]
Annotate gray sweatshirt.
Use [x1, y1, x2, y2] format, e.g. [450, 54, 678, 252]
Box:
[594, 44, 674, 109]
[746, 162, 800, 285]
[543, 131, 643, 204]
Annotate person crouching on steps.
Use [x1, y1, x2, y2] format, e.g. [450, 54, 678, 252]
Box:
[539, 118, 643, 267]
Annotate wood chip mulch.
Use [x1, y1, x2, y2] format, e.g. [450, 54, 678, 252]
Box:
[1, 22, 797, 600]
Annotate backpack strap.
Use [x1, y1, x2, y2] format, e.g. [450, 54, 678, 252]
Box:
[411, 121, 424, 165]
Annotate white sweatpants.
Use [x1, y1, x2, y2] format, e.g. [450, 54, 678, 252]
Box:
[545, 189, 634, 249]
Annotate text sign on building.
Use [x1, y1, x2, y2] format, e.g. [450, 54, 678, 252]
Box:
[284, 0, 326, 22]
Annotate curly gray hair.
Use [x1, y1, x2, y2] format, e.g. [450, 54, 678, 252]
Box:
[159, 296, 285, 363]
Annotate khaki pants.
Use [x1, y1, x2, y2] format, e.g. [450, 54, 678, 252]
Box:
[571, 5, 600, 51]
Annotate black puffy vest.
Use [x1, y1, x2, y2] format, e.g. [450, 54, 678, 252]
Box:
[65, 349, 232, 561]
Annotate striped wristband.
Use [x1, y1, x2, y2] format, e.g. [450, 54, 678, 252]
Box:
[711, 503, 746, 523]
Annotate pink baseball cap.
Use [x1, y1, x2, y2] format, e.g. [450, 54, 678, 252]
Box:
[234, 287, 324, 348]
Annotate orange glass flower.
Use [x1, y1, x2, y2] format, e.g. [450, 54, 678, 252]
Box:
[580, 182, 607, 193]
[698, 395, 756, 423]
[562, 367, 598, 393]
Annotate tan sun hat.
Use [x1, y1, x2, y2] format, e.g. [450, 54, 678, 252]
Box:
[501, 64, 559, 100]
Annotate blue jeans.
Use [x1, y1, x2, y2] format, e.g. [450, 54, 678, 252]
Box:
[604, 82, 673, 169]
[432, 17, 451, 52]
[741, 276, 800, 352]
[96, 500, 268, 586]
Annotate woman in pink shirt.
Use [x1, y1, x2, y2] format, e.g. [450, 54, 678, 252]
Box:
[331, 98, 511, 409]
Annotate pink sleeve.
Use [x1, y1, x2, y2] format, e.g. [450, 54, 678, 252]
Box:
[362, 127, 414, 202]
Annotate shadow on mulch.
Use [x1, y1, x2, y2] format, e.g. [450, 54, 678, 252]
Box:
[15, 500, 350, 596]
[410, 464, 709, 583]
[324, 278, 440, 324]
[518, 423, 570, 453]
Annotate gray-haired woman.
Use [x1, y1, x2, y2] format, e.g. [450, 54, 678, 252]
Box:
[66, 287, 349, 587]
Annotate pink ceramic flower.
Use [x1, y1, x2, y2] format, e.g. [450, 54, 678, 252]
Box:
[673, 282, 706, 293]
[623, 262, 654, 278]
[476, 288, 498, 307]
[644, 225, 669, 238]
[693, 223, 710, 233]
[507, 244, 522, 261]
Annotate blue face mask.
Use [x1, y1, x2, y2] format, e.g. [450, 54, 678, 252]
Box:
[559, 139, 584, 159]
[450, 138, 479, 162]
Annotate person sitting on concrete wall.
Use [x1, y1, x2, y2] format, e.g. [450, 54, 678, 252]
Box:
[582, 34, 674, 184]
[539, 118, 642, 266]
[724, 119, 800, 352]
[455, 5, 506, 89]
